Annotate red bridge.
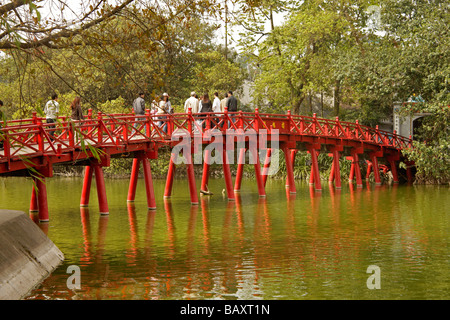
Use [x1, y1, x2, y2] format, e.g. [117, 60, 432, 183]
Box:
[0, 108, 414, 222]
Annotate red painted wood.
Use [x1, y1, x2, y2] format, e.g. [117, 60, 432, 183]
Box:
[80, 166, 93, 207]
[127, 158, 140, 202]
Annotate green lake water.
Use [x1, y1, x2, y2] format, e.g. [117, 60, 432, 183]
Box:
[0, 177, 448, 300]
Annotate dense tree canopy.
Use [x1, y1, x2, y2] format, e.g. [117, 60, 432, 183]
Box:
[0, 0, 448, 182]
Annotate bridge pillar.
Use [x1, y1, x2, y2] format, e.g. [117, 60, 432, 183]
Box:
[80, 166, 93, 207]
[348, 156, 355, 183]
[329, 148, 342, 189]
[127, 158, 140, 202]
[164, 152, 177, 198]
[262, 148, 272, 187]
[222, 148, 235, 201]
[366, 161, 373, 179]
[387, 154, 400, 183]
[350, 148, 364, 188]
[29, 185, 39, 213]
[201, 148, 211, 193]
[285, 150, 297, 187]
[308, 146, 322, 191]
[282, 146, 296, 194]
[369, 151, 383, 185]
[186, 162, 199, 205]
[34, 176, 49, 222]
[93, 164, 109, 214]
[142, 158, 156, 210]
[251, 147, 266, 197]
[234, 147, 246, 192]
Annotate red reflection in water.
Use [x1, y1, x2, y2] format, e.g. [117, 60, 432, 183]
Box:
[126, 203, 139, 266]
[79, 207, 92, 265]
[199, 197, 213, 294]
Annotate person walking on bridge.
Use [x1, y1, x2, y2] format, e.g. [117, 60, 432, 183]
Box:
[220, 92, 228, 112]
[157, 93, 171, 133]
[200, 93, 213, 129]
[213, 92, 222, 128]
[70, 97, 84, 142]
[70, 97, 84, 121]
[225, 91, 238, 127]
[133, 92, 146, 134]
[44, 93, 59, 140]
[184, 91, 199, 114]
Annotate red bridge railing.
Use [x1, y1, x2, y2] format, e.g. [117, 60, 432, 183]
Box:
[0, 108, 412, 166]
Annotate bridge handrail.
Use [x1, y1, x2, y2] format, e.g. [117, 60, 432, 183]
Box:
[0, 110, 412, 164]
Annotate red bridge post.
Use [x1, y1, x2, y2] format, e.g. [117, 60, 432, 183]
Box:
[348, 156, 355, 183]
[127, 158, 140, 202]
[285, 149, 297, 187]
[92, 163, 109, 214]
[164, 151, 177, 198]
[366, 161, 373, 180]
[251, 147, 266, 197]
[142, 158, 156, 210]
[34, 176, 49, 222]
[329, 147, 342, 189]
[186, 148, 199, 205]
[262, 148, 272, 187]
[387, 153, 400, 183]
[282, 145, 296, 194]
[308, 145, 322, 191]
[369, 151, 383, 185]
[201, 148, 211, 193]
[80, 166, 93, 207]
[234, 147, 246, 192]
[29, 185, 39, 214]
[222, 147, 235, 201]
[351, 147, 364, 188]
[127, 153, 156, 210]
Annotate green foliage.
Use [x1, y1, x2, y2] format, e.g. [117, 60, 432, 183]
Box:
[97, 97, 129, 115]
[401, 103, 450, 184]
[239, 0, 449, 127]
[189, 50, 247, 98]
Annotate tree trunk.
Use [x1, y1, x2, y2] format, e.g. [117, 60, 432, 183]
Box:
[321, 92, 324, 117]
[333, 80, 340, 117]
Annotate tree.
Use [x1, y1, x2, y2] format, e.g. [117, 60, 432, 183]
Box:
[248, 0, 368, 114]
[0, 0, 135, 49]
[188, 49, 247, 97]
[0, 2, 238, 116]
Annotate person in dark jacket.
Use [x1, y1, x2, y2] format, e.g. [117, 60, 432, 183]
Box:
[200, 93, 213, 113]
[226, 91, 238, 112]
[225, 91, 238, 127]
[200, 93, 213, 129]
[70, 97, 84, 141]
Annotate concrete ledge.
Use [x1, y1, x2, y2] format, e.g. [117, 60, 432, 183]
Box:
[0, 210, 64, 300]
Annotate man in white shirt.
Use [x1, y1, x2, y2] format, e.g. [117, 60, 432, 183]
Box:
[184, 91, 199, 113]
[44, 93, 59, 140]
[212, 92, 222, 129]
[212, 92, 221, 116]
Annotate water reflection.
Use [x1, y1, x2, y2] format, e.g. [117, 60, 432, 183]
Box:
[80, 207, 92, 265]
[18, 178, 449, 300]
